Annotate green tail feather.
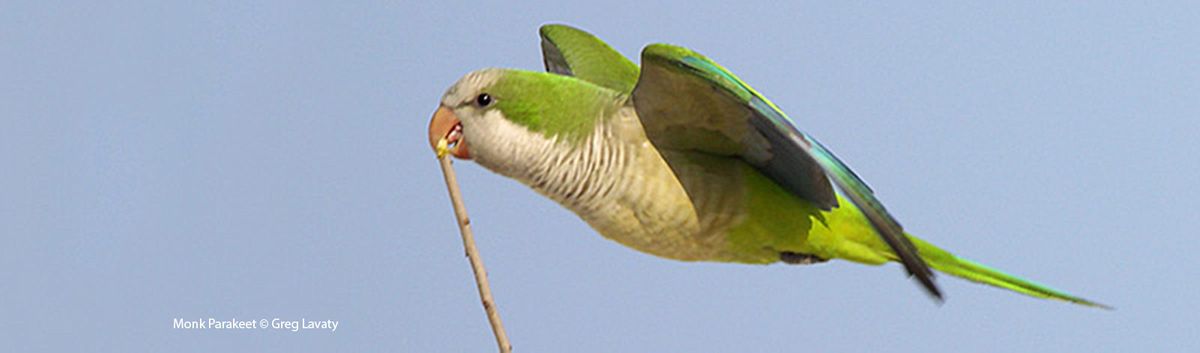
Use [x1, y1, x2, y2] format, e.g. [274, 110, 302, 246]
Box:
[909, 236, 1111, 309]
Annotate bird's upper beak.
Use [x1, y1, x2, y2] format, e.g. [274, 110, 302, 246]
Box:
[428, 106, 470, 159]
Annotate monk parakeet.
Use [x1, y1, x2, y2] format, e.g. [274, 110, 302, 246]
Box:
[428, 24, 1105, 308]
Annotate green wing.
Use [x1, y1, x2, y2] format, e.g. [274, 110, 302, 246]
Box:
[538, 24, 639, 94]
[631, 44, 942, 300]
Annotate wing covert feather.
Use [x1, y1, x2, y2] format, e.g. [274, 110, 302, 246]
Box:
[539, 24, 639, 94]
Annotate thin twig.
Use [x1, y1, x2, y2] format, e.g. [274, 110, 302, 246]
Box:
[435, 142, 512, 353]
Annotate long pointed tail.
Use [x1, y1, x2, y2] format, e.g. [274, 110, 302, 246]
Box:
[909, 236, 1110, 309]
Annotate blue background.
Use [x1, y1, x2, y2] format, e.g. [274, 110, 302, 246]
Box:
[4, 1, 1197, 351]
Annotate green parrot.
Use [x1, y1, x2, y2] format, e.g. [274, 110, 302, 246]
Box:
[428, 24, 1106, 308]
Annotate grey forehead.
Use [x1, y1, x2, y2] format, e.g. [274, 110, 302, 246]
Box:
[441, 68, 503, 106]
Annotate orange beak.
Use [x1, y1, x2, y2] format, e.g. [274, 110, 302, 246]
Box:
[428, 106, 470, 159]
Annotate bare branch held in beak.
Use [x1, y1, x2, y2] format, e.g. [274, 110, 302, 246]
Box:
[433, 136, 511, 353]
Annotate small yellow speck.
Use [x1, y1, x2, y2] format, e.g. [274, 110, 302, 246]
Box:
[435, 138, 449, 158]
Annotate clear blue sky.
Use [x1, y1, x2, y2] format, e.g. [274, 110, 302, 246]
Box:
[3, 1, 1197, 351]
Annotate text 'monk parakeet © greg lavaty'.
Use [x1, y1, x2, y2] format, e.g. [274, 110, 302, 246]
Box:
[427, 24, 1106, 308]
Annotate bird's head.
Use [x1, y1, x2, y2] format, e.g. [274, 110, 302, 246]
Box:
[428, 68, 621, 173]
[428, 69, 505, 161]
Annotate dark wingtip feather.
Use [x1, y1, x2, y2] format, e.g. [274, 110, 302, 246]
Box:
[908, 260, 944, 301]
[807, 136, 943, 302]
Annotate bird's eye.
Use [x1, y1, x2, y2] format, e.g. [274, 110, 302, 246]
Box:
[475, 93, 492, 107]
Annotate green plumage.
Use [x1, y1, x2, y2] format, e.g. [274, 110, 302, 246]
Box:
[540, 24, 639, 94]
[491, 71, 621, 143]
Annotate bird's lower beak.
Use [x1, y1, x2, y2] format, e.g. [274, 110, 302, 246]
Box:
[428, 106, 470, 159]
